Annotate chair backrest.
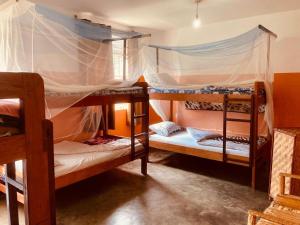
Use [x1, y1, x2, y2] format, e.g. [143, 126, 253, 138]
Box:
[275, 173, 300, 211]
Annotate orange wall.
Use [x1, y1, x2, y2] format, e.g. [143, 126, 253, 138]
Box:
[109, 106, 161, 137]
[274, 73, 300, 128]
[147, 100, 267, 137]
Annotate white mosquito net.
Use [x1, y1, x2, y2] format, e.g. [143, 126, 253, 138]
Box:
[142, 26, 276, 132]
[0, 0, 148, 140]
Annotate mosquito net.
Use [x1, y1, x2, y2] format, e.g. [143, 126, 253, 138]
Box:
[0, 0, 148, 140]
[142, 26, 276, 132]
[0, 0, 276, 139]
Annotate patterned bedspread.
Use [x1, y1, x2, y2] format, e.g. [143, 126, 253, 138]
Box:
[149, 86, 266, 113]
[148, 86, 254, 95]
[185, 101, 265, 113]
[198, 135, 267, 152]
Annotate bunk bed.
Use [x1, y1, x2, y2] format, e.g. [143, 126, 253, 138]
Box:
[146, 25, 277, 189]
[0, 81, 149, 200]
[149, 82, 271, 188]
[0, 73, 55, 225]
[0, 0, 150, 204]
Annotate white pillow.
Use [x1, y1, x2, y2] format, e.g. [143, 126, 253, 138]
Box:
[149, 121, 182, 137]
[186, 127, 221, 142]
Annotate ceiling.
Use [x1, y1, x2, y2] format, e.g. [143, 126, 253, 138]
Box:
[17, 0, 300, 30]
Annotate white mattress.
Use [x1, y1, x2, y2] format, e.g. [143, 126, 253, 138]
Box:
[150, 131, 249, 157]
[14, 140, 143, 178]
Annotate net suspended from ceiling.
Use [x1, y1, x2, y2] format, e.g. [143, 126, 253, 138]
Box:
[0, 0, 149, 140]
[142, 25, 276, 131]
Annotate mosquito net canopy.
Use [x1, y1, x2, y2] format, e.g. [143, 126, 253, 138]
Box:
[0, 0, 148, 140]
[142, 26, 276, 131]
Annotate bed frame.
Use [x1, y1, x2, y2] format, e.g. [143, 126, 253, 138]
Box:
[149, 81, 271, 189]
[55, 81, 150, 189]
[0, 80, 149, 202]
[0, 73, 55, 225]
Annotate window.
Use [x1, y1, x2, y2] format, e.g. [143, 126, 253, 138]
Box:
[112, 40, 124, 80]
[112, 39, 129, 111]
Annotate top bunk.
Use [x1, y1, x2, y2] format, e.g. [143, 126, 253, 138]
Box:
[0, 82, 148, 137]
[67, 83, 149, 107]
[0, 0, 150, 118]
[148, 81, 266, 104]
[143, 26, 276, 129]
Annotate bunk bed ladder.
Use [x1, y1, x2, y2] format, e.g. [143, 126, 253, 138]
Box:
[223, 94, 254, 165]
[130, 93, 149, 175]
[130, 98, 149, 159]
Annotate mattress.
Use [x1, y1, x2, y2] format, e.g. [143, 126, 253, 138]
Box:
[46, 86, 145, 97]
[0, 99, 21, 137]
[54, 140, 143, 177]
[148, 86, 254, 95]
[1, 139, 143, 179]
[150, 131, 265, 158]
[0, 99, 20, 117]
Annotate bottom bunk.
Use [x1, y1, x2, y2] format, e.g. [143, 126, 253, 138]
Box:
[150, 130, 268, 166]
[0, 136, 147, 202]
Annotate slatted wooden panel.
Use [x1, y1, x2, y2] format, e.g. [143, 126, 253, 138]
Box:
[270, 130, 295, 198]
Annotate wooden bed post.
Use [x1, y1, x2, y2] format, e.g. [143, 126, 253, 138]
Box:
[222, 94, 228, 163]
[169, 100, 174, 122]
[250, 82, 260, 189]
[141, 95, 149, 175]
[22, 74, 56, 225]
[102, 104, 108, 137]
[0, 73, 56, 225]
[5, 163, 19, 225]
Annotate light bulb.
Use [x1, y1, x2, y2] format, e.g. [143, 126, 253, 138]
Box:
[193, 17, 202, 28]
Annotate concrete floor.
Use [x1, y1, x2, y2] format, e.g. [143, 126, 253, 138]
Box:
[0, 150, 270, 225]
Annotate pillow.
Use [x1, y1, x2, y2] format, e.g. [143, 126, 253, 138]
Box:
[149, 121, 182, 137]
[186, 127, 221, 142]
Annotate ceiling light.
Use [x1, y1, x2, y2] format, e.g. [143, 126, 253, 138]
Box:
[193, 0, 202, 29]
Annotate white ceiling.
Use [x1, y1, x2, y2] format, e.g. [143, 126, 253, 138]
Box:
[22, 0, 300, 30]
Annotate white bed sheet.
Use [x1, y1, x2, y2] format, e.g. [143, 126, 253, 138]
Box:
[13, 140, 143, 178]
[150, 131, 249, 157]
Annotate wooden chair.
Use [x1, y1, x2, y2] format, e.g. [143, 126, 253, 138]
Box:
[248, 173, 300, 225]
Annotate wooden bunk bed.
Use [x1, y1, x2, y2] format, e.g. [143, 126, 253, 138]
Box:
[0, 80, 149, 201]
[149, 81, 271, 189]
[0, 72, 55, 225]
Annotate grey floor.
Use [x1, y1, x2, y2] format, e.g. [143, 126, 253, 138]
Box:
[0, 150, 270, 225]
